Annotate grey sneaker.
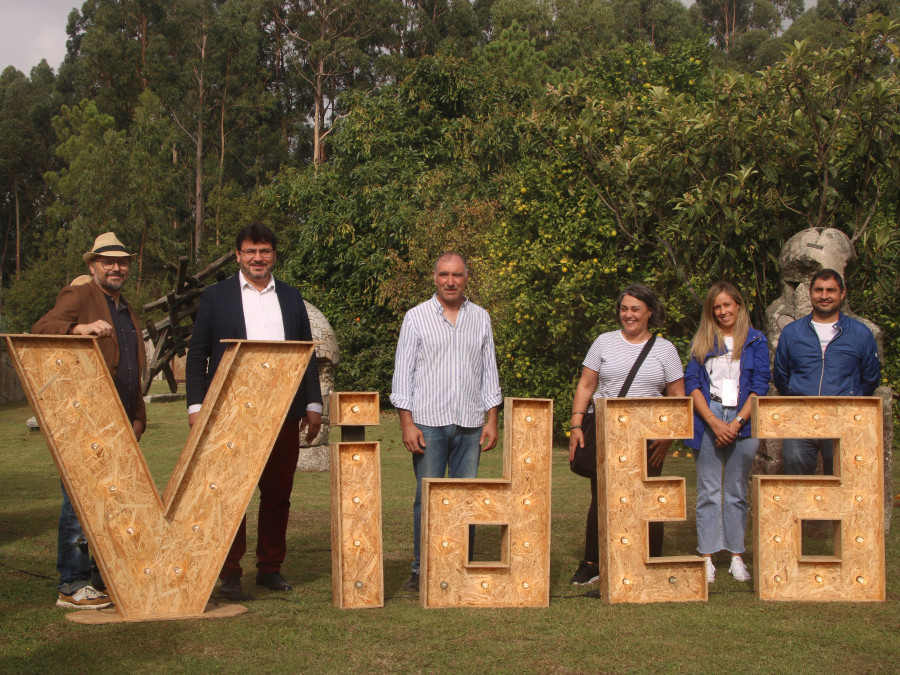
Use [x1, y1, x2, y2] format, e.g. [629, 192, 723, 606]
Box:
[56, 585, 112, 610]
[570, 560, 600, 585]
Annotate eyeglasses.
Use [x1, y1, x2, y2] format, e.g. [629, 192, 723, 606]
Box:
[240, 248, 275, 258]
[96, 258, 130, 270]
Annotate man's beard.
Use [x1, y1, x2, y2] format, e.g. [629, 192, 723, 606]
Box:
[100, 276, 125, 293]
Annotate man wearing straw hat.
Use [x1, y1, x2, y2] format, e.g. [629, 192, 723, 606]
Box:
[32, 232, 147, 609]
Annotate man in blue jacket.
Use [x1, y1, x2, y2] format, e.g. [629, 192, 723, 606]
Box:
[773, 269, 881, 474]
[186, 222, 322, 601]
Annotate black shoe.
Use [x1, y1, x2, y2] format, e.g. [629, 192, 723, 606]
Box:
[570, 560, 600, 585]
[219, 574, 251, 601]
[403, 572, 420, 592]
[256, 571, 292, 591]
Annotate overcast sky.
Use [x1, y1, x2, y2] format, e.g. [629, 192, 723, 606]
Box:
[0, 0, 76, 75]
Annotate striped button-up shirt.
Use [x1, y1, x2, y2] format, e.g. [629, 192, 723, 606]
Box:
[390, 295, 502, 428]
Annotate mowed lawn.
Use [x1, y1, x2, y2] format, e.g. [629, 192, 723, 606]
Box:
[1, 388, 898, 674]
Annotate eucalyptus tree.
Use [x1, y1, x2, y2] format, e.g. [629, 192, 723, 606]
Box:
[0, 62, 59, 288]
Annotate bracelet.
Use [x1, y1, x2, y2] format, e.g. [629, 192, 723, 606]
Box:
[569, 425, 583, 430]
[705, 414, 715, 422]
[571, 411, 587, 416]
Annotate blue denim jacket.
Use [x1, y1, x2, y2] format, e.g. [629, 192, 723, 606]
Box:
[684, 327, 771, 450]
[772, 312, 880, 397]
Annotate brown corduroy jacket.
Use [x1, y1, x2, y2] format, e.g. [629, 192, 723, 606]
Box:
[32, 281, 147, 428]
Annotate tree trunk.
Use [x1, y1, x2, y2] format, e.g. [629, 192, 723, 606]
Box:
[14, 182, 20, 281]
[216, 55, 230, 246]
[194, 32, 207, 261]
[313, 58, 325, 164]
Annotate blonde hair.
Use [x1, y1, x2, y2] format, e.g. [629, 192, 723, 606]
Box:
[690, 282, 750, 362]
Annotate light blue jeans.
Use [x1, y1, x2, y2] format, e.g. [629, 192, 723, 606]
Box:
[411, 424, 482, 572]
[782, 438, 834, 475]
[695, 401, 758, 555]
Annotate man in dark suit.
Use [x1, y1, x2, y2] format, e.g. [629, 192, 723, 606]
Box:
[33, 232, 147, 610]
[186, 222, 322, 601]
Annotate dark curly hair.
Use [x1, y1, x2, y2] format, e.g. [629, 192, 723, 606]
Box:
[615, 284, 666, 329]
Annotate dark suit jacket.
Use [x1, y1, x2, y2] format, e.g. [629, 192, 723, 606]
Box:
[185, 274, 321, 420]
[31, 281, 148, 427]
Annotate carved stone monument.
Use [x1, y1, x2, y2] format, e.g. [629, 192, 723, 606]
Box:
[298, 302, 340, 471]
[760, 227, 893, 530]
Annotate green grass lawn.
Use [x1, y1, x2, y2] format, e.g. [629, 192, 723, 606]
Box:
[1, 387, 897, 674]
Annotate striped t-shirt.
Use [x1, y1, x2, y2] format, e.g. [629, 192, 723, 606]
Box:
[583, 330, 684, 403]
[390, 295, 503, 428]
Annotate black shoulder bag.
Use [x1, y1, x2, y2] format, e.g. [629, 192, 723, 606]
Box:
[569, 335, 657, 478]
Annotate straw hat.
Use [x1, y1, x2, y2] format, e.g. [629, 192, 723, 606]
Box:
[83, 232, 136, 264]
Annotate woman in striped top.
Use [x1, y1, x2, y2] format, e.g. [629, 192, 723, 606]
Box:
[567, 284, 685, 586]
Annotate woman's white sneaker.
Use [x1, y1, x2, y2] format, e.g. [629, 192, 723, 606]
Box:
[729, 557, 752, 582]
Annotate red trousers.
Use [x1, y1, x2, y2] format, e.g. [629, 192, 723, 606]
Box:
[221, 420, 300, 578]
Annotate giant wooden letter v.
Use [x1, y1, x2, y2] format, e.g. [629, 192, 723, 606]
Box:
[4, 335, 314, 621]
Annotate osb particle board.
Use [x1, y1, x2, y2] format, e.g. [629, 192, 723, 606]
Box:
[4, 334, 314, 621]
[330, 441, 384, 608]
[596, 397, 706, 603]
[330, 392, 380, 426]
[751, 396, 885, 602]
[421, 398, 552, 608]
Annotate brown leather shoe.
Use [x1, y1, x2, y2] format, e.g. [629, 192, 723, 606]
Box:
[256, 571, 292, 591]
[219, 574, 251, 601]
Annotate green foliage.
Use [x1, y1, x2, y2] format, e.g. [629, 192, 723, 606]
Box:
[536, 19, 900, 330]
[853, 206, 900, 393]
[480, 157, 628, 416]
[259, 54, 532, 395]
[43, 95, 190, 296]
[0, 62, 60, 287]
[475, 21, 556, 95]
[1, 256, 69, 332]
[1, 2, 899, 429]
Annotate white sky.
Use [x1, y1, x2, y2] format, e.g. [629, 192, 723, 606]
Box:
[0, 0, 77, 75]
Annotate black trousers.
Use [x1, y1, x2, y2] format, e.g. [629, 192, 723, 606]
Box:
[584, 441, 664, 562]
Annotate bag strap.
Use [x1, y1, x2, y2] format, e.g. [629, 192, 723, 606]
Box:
[617, 335, 656, 398]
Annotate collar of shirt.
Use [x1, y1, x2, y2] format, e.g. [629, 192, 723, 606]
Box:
[239, 270, 276, 294]
[429, 293, 469, 316]
[102, 291, 127, 310]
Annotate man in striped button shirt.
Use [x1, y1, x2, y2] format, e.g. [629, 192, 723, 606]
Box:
[390, 252, 502, 592]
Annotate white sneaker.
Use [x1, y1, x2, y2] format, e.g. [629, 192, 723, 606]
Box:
[705, 557, 715, 583]
[729, 557, 752, 582]
[56, 584, 113, 610]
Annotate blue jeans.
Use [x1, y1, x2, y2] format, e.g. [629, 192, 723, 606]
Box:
[695, 401, 758, 555]
[411, 424, 482, 572]
[57, 483, 96, 594]
[782, 438, 834, 475]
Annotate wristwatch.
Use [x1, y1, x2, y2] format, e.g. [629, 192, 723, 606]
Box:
[735, 416, 747, 427]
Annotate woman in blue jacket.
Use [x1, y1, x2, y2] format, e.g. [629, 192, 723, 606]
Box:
[685, 282, 770, 584]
